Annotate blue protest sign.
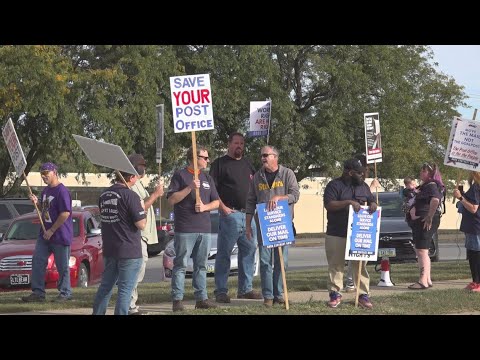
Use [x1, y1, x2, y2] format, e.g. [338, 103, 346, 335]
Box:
[344, 205, 381, 261]
[256, 199, 295, 248]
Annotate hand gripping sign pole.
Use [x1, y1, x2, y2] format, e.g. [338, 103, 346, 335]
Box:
[2, 119, 46, 233]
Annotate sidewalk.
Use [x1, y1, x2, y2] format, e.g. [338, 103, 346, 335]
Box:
[4, 279, 473, 315]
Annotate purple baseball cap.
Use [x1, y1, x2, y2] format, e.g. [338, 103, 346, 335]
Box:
[39, 162, 58, 172]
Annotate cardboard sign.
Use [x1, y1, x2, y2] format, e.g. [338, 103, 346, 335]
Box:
[257, 199, 295, 248]
[344, 205, 381, 261]
[72, 134, 138, 175]
[364, 112, 382, 164]
[2, 119, 27, 177]
[247, 100, 271, 137]
[444, 116, 480, 170]
[170, 74, 214, 133]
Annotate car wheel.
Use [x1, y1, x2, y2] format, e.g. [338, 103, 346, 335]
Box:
[77, 263, 89, 288]
[429, 232, 439, 262]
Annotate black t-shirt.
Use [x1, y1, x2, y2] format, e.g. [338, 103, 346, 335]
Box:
[265, 169, 279, 188]
[460, 183, 480, 234]
[99, 183, 146, 259]
[209, 155, 255, 209]
[413, 181, 443, 217]
[323, 177, 375, 237]
[167, 168, 219, 233]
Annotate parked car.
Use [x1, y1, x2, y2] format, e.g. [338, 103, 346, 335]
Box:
[0, 198, 35, 234]
[163, 210, 259, 277]
[0, 208, 104, 291]
[147, 216, 174, 257]
[377, 191, 439, 263]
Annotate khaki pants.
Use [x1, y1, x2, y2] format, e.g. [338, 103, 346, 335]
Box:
[129, 240, 149, 312]
[325, 234, 370, 295]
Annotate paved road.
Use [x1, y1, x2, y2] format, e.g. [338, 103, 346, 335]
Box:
[144, 242, 467, 283]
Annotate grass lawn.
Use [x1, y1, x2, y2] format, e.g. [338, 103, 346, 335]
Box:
[0, 260, 475, 314]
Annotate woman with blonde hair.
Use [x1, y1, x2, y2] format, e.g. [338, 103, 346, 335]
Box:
[453, 171, 480, 292]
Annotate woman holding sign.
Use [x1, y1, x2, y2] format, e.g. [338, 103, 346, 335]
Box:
[407, 162, 444, 290]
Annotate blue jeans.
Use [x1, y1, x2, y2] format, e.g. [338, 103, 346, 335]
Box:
[31, 236, 71, 298]
[258, 245, 288, 300]
[171, 232, 211, 301]
[214, 211, 257, 296]
[92, 257, 143, 315]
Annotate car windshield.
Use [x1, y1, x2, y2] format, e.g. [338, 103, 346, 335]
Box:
[5, 217, 80, 240]
[378, 193, 404, 218]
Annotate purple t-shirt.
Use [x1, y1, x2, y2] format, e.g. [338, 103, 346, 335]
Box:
[99, 183, 146, 259]
[40, 183, 73, 246]
[167, 168, 219, 233]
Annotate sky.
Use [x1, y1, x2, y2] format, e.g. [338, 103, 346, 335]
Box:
[430, 45, 480, 119]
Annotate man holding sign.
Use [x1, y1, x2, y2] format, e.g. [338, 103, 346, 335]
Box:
[167, 145, 220, 312]
[323, 158, 377, 309]
[246, 146, 299, 307]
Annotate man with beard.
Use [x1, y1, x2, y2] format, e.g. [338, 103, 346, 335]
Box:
[323, 158, 377, 309]
[210, 132, 261, 303]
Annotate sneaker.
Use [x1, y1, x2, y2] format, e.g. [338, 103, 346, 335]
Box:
[263, 298, 273, 308]
[273, 297, 285, 305]
[51, 295, 72, 302]
[358, 294, 373, 309]
[327, 292, 342, 308]
[21, 293, 46, 303]
[471, 284, 480, 293]
[465, 282, 477, 290]
[129, 309, 150, 315]
[215, 293, 231, 303]
[237, 290, 262, 299]
[172, 300, 185, 312]
[195, 299, 218, 310]
[344, 284, 356, 293]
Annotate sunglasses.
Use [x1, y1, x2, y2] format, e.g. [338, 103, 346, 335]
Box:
[198, 155, 209, 161]
[423, 162, 433, 171]
[261, 153, 275, 158]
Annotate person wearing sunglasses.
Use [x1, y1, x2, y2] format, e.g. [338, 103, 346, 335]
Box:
[167, 145, 220, 312]
[245, 145, 300, 307]
[209, 132, 261, 304]
[21, 162, 74, 303]
[323, 158, 377, 309]
[407, 162, 444, 290]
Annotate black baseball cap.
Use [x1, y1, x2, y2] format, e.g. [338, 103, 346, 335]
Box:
[344, 158, 366, 173]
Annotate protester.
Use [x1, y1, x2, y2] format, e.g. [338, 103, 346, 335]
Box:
[323, 158, 377, 309]
[210, 132, 261, 303]
[453, 172, 480, 291]
[92, 170, 146, 315]
[167, 145, 220, 312]
[407, 162, 443, 290]
[21, 162, 74, 303]
[344, 154, 380, 293]
[128, 153, 164, 315]
[246, 145, 300, 307]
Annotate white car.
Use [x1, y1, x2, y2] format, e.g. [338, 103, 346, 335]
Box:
[163, 210, 259, 277]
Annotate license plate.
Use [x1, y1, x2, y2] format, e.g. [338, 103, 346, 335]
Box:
[10, 274, 30, 285]
[378, 248, 396, 257]
[206, 264, 215, 273]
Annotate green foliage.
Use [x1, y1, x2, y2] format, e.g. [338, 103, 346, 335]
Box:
[0, 45, 467, 197]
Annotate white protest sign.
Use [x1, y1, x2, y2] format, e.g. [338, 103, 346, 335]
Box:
[444, 117, 480, 170]
[170, 74, 214, 133]
[2, 118, 27, 177]
[247, 100, 271, 137]
[72, 134, 138, 175]
[364, 112, 382, 164]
